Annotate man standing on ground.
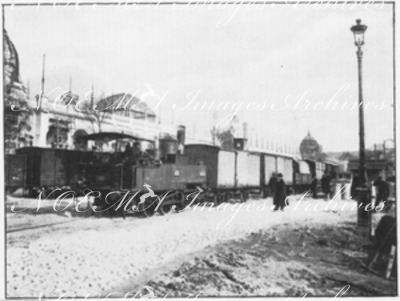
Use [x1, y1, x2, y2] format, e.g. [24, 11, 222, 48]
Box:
[311, 176, 318, 198]
[273, 173, 286, 211]
[268, 173, 278, 204]
[321, 173, 331, 201]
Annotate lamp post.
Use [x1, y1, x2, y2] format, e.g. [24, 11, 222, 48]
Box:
[350, 19, 371, 230]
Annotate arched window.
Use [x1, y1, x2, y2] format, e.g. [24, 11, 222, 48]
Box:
[73, 130, 88, 151]
[46, 127, 56, 148]
[46, 126, 69, 148]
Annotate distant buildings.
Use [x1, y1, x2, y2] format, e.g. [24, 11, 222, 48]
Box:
[347, 141, 395, 181]
[318, 139, 395, 181]
[3, 30, 176, 154]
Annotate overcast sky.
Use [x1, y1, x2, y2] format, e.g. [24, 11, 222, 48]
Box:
[4, 2, 394, 152]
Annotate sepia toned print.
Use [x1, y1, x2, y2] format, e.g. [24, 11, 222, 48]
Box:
[2, 1, 397, 299]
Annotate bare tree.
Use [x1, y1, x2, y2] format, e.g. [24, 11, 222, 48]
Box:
[210, 125, 235, 149]
[210, 115, 239, 149]
[217, 129, 235, 149]
[77, 89, 109, 133]
[210, 125, 218, 146]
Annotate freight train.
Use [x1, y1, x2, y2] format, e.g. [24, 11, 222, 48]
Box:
[5, 131, 338, 216]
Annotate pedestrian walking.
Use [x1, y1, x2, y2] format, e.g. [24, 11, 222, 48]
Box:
[273, 173, 286, 211]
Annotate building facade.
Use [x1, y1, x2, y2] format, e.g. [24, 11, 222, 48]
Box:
[26, 92, 179, 152]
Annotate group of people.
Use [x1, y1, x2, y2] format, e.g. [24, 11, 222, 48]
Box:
[124, 142, 144, 165]
[351, 172, 391, 209]
[311, 173, 332, 200]
[314, 171, 391, 209]
[123, 141, 155, 166]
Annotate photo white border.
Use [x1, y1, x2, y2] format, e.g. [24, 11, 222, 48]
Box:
[0, 0, 398, 300]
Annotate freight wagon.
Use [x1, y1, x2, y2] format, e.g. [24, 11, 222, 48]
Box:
[5, 154, 26, 194]
[184, 144, 239, 204]
[6, 147, 82, 197]
[185, 144, 295, 202]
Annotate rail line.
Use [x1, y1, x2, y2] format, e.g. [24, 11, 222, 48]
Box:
[7, 220, 77, 234]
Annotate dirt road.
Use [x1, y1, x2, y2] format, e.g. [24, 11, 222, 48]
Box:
[7, 195, 392, 298]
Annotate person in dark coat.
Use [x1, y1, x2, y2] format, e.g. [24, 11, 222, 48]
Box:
[321, 173, 331, 200]
[268, 173, 278, 200]
[132, 142, 142, 165]
[310, 176, 318, 198]
[273, 173, 286, 211]
[124, 142, 132, 158]
[373, 177, 390, 209]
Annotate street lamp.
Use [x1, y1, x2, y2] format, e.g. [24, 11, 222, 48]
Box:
[350, 19, 371, 229]
[351, 19, 368, 185]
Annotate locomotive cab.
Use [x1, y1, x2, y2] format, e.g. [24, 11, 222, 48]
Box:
[79, 132, 157, 191]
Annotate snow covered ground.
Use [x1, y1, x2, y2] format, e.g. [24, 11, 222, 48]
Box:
[6, 195, 375, 298]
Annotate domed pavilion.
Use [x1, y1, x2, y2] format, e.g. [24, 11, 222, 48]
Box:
[299, 131, 323, 160]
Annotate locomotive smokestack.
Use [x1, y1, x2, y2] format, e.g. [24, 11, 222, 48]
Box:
[177, 125, 186, 154]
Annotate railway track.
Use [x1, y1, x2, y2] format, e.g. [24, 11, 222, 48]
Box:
[7, 220, 77, 234]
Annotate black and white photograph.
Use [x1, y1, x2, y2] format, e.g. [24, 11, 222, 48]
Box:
[1, 0, 398, 299]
